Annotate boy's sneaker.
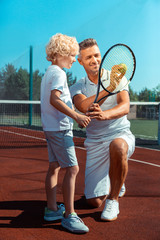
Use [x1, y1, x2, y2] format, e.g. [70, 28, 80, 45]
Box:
[119, 183, 126, 198]
[44, 204, 65, 221]
[101, 199, 119, 221]
[61, 212, 89, 234]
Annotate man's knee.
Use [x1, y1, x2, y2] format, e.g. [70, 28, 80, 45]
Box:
[110, 138, 128, 157]
[86, 196, 106, 208]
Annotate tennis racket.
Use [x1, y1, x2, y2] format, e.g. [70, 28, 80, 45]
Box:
[94, 43, 136, 103]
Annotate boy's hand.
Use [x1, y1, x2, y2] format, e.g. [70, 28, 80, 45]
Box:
[76, 114, 91, 128]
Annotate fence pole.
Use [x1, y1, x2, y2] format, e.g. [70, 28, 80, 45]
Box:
[158, 103, 160, 145]
[29, 46, 33, 126]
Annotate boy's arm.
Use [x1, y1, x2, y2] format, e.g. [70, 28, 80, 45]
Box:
[50, 89, 90, 127]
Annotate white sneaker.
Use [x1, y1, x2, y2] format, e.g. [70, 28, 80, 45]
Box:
[119, 183, 126, 198]
[101, 199, 119, 221]
[61, 212, 89, 233]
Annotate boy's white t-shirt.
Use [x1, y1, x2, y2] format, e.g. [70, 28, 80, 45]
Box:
[41, 65, 73, 131]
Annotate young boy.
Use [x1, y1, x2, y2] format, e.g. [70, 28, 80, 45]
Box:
[40, 33, 90, 233]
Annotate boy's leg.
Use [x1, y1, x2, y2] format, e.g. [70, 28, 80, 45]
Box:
[61, 165, 89, 233]
[45, 161, 61, 211]
[62, 165, 79, 217]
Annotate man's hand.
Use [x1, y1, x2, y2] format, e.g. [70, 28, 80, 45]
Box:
[86, 103, 106, 121]
[109, 65, 125, 92]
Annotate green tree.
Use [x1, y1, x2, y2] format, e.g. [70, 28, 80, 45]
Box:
[0, 64, 44, 100]
[66, 71, 77, 87]
[138, 88, 150, 102]
[2, 64, 17, 79]
[1, 64, 17, 99]
[33, 70, 43, 100]
[0, 71, 4, 98]
[129, 86, 138, 101]
[4, 67, 29, 100]
[154, 84, 160, 101]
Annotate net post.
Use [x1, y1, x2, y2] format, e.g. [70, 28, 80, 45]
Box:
[158, 103, 160, 145]
[29, 46, 33, 126]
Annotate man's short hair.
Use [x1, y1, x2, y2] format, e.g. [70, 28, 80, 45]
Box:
[79, 38, 98, 51]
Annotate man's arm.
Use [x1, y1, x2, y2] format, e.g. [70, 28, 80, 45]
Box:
[73, 84, 114, 113]
[86, 91, 130, 120]
[72, 66, 125, 113]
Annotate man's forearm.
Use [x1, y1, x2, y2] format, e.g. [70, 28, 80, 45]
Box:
[74, 88, 113, 113]
[104, 102, 130, 120]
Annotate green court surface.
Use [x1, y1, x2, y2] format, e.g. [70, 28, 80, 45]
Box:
[130, 119, 158, 140]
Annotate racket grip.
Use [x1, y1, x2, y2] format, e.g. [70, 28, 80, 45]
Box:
[78, 124, 84, 129]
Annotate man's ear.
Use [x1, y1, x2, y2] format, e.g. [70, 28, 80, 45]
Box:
[77, 57, 83, 66]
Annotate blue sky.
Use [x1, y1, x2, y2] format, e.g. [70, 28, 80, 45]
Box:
[0, 0, 160, 93]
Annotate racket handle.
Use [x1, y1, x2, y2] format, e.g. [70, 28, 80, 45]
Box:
[78, 124, 84, 129]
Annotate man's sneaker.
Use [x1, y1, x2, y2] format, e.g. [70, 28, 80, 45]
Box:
[44, 204, 65, 221]
[119, 183, 126, 198]
[61, 212, 89, 234]
[101, 199, 119, 221]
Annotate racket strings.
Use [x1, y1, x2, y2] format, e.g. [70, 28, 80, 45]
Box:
[94, 44, 136, 103]
[101, 46, 135, 81]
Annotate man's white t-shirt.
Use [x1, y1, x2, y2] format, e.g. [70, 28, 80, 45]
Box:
[70, 70, 131, 141]
[41, 65, 73, 131]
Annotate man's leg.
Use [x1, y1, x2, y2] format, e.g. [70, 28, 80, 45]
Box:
[101, 138, 128, 221]
[109, 138, 128, 200]
[84, 140, 111, 209]
[86, 195, 107, 208]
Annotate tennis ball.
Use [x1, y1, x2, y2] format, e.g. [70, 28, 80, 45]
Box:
[118, 63, 127, 74]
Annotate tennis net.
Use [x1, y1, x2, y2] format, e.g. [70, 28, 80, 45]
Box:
[128, 102, 160, 146]
[0, 100, 46, 149]
[0, 100, 160, 149]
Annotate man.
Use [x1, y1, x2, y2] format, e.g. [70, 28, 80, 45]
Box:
[70, 38, 135, 221]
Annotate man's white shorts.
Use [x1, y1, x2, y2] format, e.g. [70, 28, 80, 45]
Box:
[84, 130, 135, 199]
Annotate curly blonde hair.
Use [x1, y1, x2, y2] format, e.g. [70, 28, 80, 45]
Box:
[46, 33, 79, 62]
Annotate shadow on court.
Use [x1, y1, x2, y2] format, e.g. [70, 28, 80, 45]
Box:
[0, 198, 103, 235]
[0, 200, 46, 228]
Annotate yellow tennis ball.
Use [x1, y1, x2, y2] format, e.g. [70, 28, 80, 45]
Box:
[118, 63, 127, 74]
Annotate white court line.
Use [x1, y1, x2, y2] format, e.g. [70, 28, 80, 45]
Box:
[129, 158, 160, 168]
[136, 146, 160, 152]
[0, 129, 46, 141]
[75, 146, 160, 168]
[1, 130, 159, 168]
